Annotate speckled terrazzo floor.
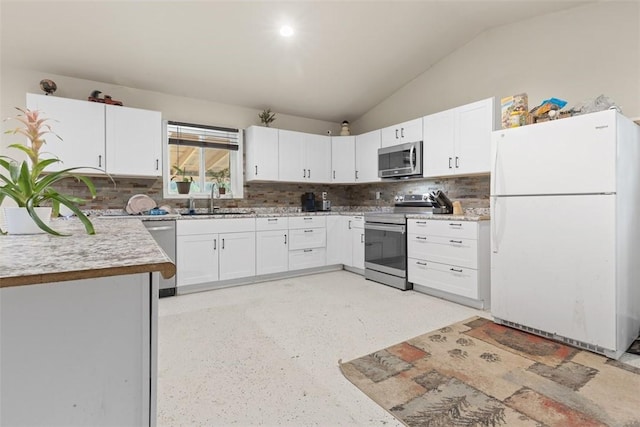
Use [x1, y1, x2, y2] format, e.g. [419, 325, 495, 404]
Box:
[156, 271, 640, 427]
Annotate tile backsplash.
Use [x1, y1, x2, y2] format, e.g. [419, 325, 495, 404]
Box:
[53, 175, 489, 211]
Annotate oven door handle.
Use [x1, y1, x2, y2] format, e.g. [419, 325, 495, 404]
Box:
[365, 223, 406, 234]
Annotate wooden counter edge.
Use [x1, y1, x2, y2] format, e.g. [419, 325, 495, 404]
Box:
[0, 261, 176, 289]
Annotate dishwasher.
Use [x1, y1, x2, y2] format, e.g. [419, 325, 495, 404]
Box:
[144, 220, 177, 297]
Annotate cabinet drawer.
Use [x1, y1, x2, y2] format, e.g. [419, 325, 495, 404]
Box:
[408, 219, 477, 239]
[408, 234, 477, 269]
[408, 258, 478, 299]
[289, 216, 326, 229]
[289, 228, 326, 250]
[256, 217, 289, 231]
[177, 218, 255, 235]
[348, 216, 364, 229]
[289, 248, 326, 270]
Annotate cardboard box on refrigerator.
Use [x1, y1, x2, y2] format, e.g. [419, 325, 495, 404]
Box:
[501, 93, 529, 128]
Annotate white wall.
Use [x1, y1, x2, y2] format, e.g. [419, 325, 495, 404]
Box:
[0, 67, 341, 153]
[353, 1, 640, 133]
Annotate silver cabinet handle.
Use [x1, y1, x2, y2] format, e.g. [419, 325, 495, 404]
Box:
[333, 170, 335, 179]
[303, 169, 306, 178]
[303, 217, 313, 220]
[98, 155, 102, 168]
[449, 223, 462, 227]
[416, 236, 427, 240]
[448, 157, 452, 169]
[355, 170, 359, 180]
[304, 229, 313, 233]
[401, 127, 405, 138]
[214, 239, 217, 250]
[304, 249, 312, 253]
[449, 240, 463, 244]
[156, 159, 159, 170]
[284, 234, 287, 244]
[450, 268, 463, 273]
[395, 129, 398, 139]
[255, 165, 258, 176]
[455, 156, 459, 168]
[267, 218, 278, 222]
[348, 220, 352, 229]
[416, 221, 426, 224]
[361, 233, 364, 243]
[308, 169, 311, 179]
[222, 238, 225, 250]
[417, 261, 427, 266]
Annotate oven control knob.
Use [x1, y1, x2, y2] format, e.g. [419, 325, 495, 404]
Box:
[395, 195, 403, 202]
[422, 194, 429, 201]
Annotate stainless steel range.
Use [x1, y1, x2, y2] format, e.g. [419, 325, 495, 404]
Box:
[364, 194, 434, 290]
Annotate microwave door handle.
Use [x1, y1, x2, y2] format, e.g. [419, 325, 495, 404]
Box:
[409, 144, 415, 172]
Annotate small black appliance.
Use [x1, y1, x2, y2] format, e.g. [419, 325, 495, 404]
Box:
[301, 192, 316, 212]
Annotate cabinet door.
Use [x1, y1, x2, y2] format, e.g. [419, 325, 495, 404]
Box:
[278, 130, 306, 182]
[219, 231, 256, 281]
[454, 98, 494, 175]
[176, 234, 218, 286]
[305, 133, 331, 183]
[423, 109, 455, 177]
[26, 93, 105, 174]
[325, 216, 345, 266]
[399, 118, 423, 143]
[351, 226, 365, 270]
[105, 105, 162, 177]
[355, 130, 381, 183]
[381, 118, 422, 147]
[331, 136, 355, 183]
[245, 126, 279, 181]
[256, 230, 288, 275]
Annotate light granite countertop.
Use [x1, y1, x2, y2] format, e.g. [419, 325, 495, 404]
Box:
[0, 218, 175, 288]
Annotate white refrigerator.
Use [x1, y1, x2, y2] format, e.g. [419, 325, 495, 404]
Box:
[490, 110, 640, 359]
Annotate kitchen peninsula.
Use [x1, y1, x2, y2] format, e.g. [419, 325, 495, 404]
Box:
[0, 218, 175, 427]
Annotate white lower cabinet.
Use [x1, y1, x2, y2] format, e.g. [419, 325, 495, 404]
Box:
[256, 217, 289, 275]
[325, 215, 364, 272]
[288, 216, 326, 270]
[219, 231, 256, 280]
[176, 218, 256, 288]
[350, 217, 365, 270]
[177, 234, 219, 286]
[407, 219, 490, 309]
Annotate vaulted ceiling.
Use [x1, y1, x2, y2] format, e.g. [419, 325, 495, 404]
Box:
[1, 1, 590, 123]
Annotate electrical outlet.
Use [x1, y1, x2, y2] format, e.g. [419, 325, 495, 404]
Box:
[375, 191, 381, 200]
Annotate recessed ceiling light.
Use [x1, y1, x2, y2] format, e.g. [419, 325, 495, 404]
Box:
[280, 25, 294, 37]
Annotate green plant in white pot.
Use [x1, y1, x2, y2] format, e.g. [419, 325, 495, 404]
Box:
[0, 107, 98, 235]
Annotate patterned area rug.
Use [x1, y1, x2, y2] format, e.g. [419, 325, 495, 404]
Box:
[340, 317, 640, 427]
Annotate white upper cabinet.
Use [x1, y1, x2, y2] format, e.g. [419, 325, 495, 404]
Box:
[278, 130, 331, 183]
[423, 108, 455, 177]
[26, 93, 162, 177]
[331, 136, 355, 183]
[423, 97, 496, 178]
[381, 117, 423, 148]
[245, 126, 279, 181]
[26, 93, 105, 174]
[354, 129, 381, 183]
[105, 104, 162, 177]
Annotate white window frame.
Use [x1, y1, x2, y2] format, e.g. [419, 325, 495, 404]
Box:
[162, 120, 244, 200]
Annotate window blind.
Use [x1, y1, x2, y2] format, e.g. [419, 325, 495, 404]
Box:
[167, 121, 239, 151]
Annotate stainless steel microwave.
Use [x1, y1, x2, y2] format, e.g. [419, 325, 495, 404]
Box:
[378, 141, 423, 179]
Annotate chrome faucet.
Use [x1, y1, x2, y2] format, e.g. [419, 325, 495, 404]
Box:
[209, 183, 219, 213]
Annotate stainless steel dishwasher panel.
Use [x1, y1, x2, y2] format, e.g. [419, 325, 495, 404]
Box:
[144, 220, 177, 297]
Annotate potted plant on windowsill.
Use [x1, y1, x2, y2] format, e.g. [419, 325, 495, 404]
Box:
[171, 165, 193, 195]
[0, 108, 98, 235]
[207, 167, 230, 196]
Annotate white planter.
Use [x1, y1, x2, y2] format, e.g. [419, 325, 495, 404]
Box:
[3, 207, 52, 235]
